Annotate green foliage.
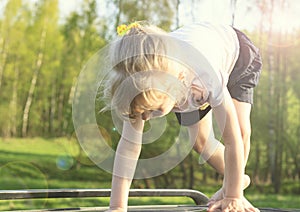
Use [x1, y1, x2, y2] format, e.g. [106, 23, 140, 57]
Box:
[116, 0, 175, 29]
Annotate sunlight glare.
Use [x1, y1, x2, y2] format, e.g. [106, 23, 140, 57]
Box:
[271, 2, 299, 34]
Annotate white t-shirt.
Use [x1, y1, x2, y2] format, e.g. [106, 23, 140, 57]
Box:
[169, 22, 239, 110]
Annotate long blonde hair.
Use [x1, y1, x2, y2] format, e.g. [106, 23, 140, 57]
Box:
[101, 22, 188, 119]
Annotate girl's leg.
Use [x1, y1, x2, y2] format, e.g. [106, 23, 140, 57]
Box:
[189, 99, 252, 170]
[188, 99, 253, 205]
[187, 105, 251, 173]
[232, 99, 252, 164]
[187, 111, 225, 174]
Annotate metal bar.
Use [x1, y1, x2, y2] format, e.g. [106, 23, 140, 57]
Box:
[0, 190, 297, 212]
[7, 205, 299, 212]
[129, 189, 209, 205]
[0, 189, 209, 205]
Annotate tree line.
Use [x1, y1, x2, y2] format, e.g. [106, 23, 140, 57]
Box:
[0, 0, 299, 194]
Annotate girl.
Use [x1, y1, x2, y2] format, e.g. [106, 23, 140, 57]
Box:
[104, 22, 262, 212]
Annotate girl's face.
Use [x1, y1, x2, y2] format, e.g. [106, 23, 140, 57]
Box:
[130, 91, 176, 121]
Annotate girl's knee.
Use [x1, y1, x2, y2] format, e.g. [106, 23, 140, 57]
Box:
[241, 127, 251, 143]
[192, 135, 207, 153]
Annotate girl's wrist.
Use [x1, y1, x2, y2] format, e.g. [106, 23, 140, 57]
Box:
[223, 197, 243, 202]
[224, 182, 243, 198]
[224, 191, 243, 199]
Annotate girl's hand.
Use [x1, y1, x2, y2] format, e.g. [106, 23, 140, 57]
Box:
[208, 198, 244, 212]
[208, 197, 260, 212]
[208, 174, 251, 206]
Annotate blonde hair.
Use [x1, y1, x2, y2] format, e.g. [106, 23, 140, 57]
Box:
[101, 22, 188, 119]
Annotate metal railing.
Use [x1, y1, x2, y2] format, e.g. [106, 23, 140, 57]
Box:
[0, 189, 209, 205]
[0, 189, 297, 212]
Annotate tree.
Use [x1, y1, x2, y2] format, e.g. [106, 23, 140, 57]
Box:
[109, 0, 176, 32]
[0, 0, 26, 137]
[0, 0, 23, 92]
[60, 0, 106, 136]
[21, 0, 61, 137]
[230, 0, 238, 26]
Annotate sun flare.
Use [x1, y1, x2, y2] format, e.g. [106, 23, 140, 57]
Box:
[271, 2, 299, 34]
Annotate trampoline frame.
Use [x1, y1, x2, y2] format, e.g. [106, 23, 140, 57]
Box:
[0, 189, 297, 212]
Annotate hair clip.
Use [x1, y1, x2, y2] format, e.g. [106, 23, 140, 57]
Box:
[117, 22, 140, 36]
[199, 102, 210, 110]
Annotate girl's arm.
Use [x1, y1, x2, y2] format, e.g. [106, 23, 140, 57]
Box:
[109, 118, 144, 211]
[211, 89, 244, 205]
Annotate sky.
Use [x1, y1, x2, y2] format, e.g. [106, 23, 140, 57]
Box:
[1, 0, 300, 32]
[58, 0, 82, 19]
[56, 0, 244, 27]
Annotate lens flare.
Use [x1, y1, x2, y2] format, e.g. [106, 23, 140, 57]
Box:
[72, 34, 224, 179]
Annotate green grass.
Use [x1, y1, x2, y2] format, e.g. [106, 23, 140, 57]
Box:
[246, 194, 300, 209]
[0, 138, 299, 211]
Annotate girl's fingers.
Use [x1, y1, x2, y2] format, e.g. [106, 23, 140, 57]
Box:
[207, 200, 216, 207]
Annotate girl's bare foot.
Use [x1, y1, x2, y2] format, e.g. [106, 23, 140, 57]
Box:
[207, 174, 251, 206]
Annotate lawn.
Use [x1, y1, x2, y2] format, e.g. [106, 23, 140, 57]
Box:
[0, 138, 299, 211]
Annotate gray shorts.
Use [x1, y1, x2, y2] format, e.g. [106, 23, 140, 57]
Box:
[175, 28, 263, 126]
